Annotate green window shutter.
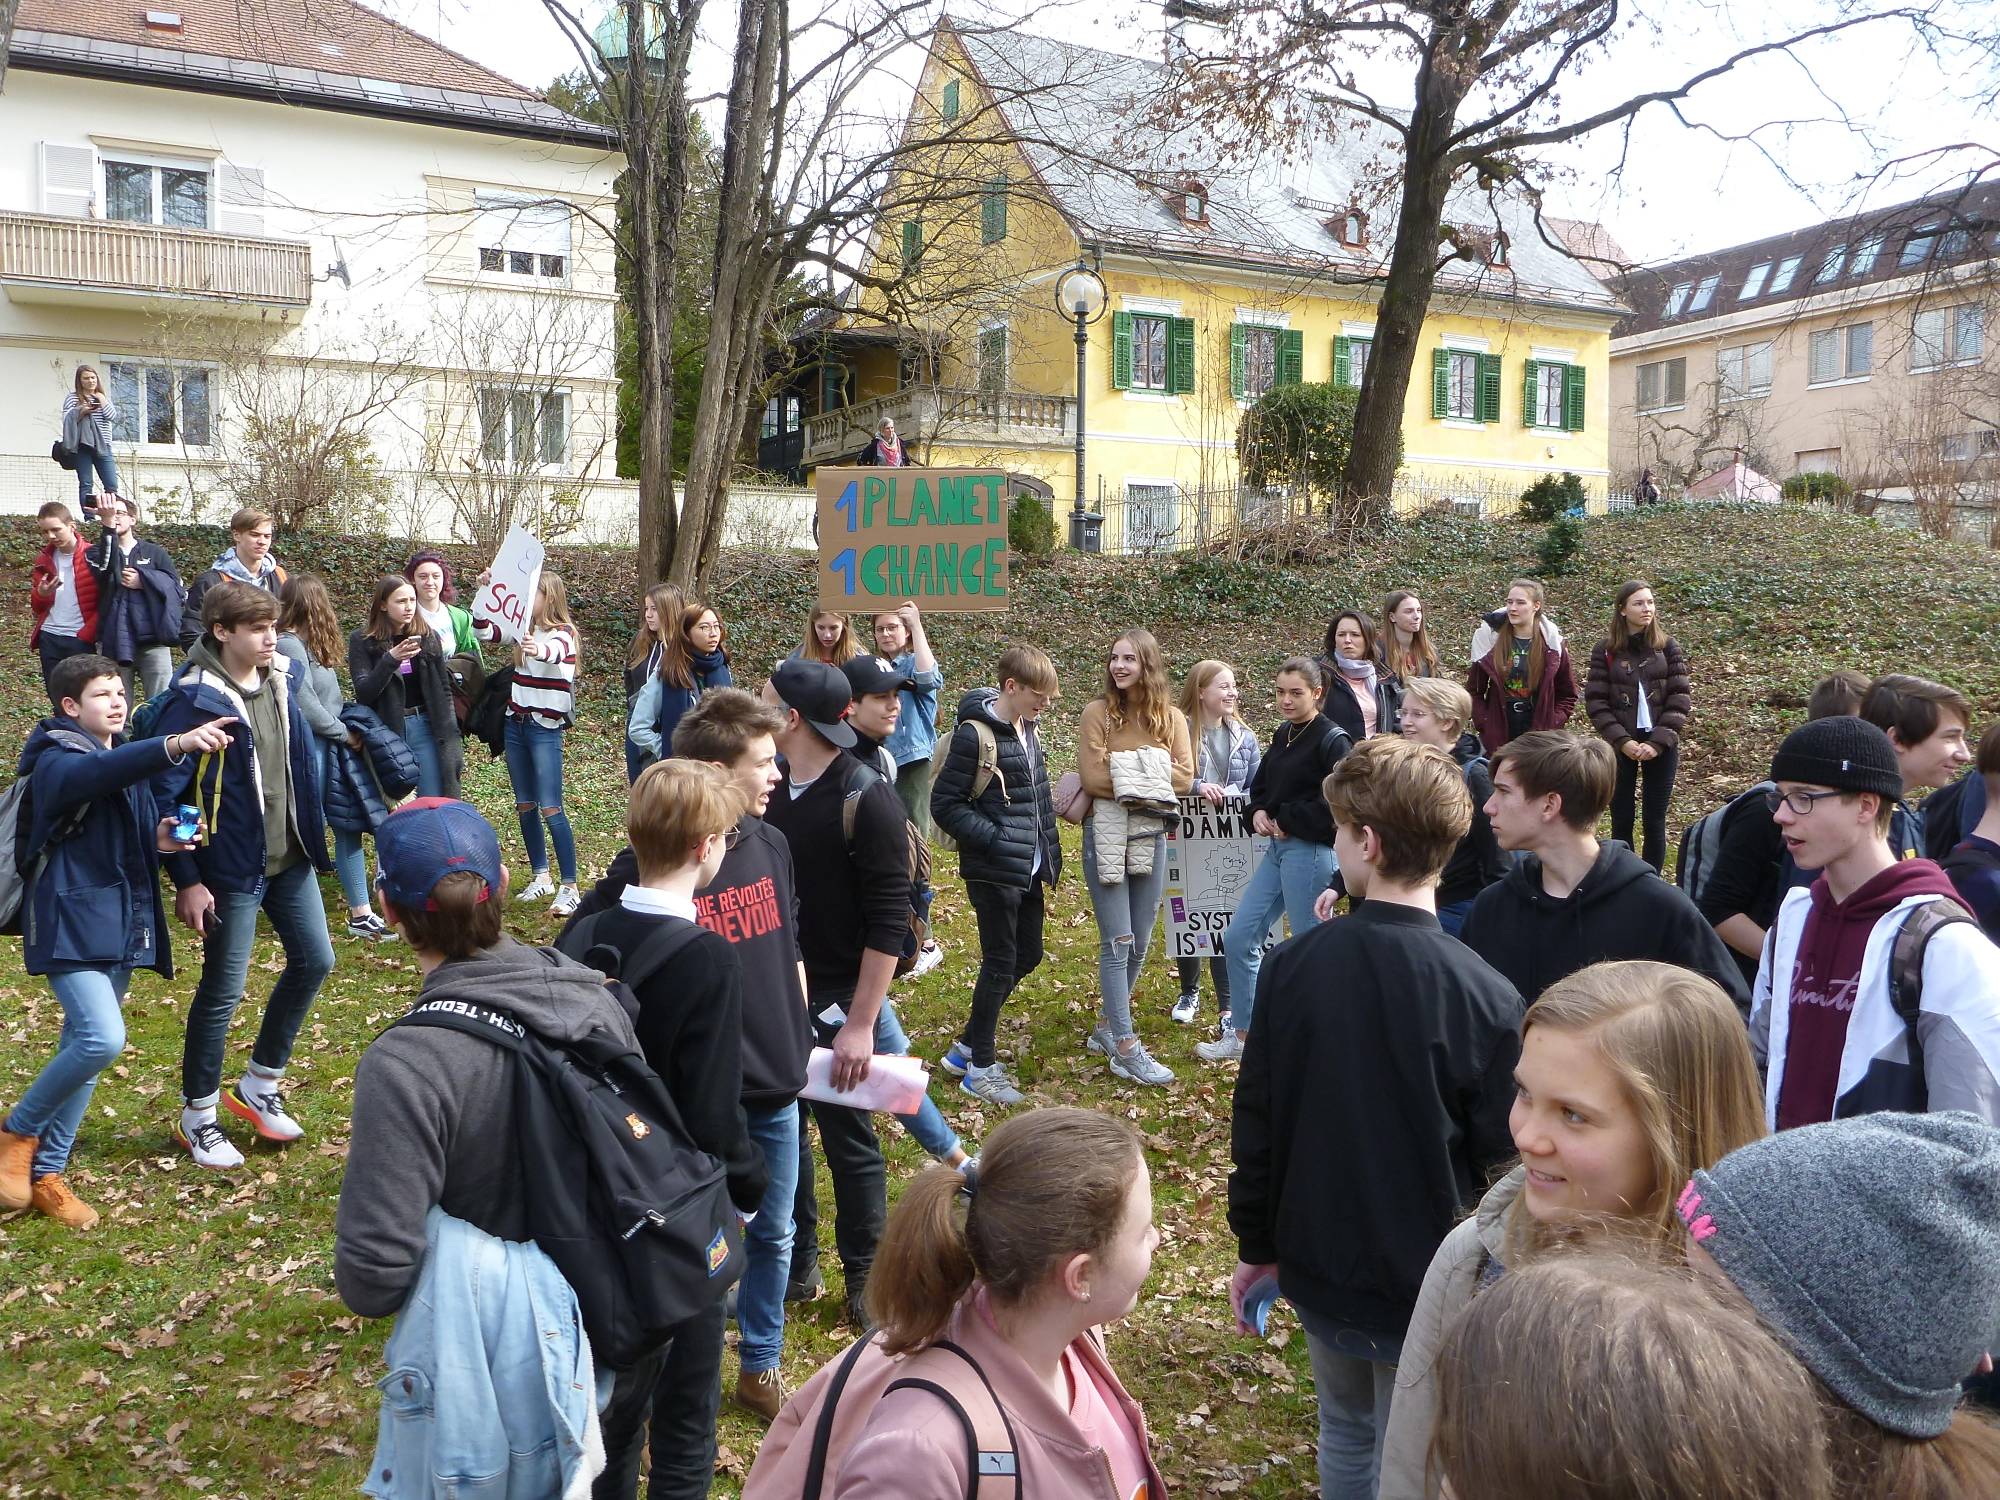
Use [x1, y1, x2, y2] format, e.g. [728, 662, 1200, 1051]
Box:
[981, 177, 1007, 244]
[901, 220, 921, 269]
[1111, 310, 1133, 390]
[1431, 348, 1449, 418]
[1229, 323, 1247, 400]
[1276, 327, 1304, 387]
[1168, 316, 1195, 393]
[1564, 364, 1587, 432]
[1478, 352, 1502, 423]
[820, 362, 845, 411]
[1521, 358, 1540, 427]
[942, 79, 959, 120]
[1333, 335, 1352, 388]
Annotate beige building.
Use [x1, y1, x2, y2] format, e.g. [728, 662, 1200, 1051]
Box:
[1608, 185, 1998, 507]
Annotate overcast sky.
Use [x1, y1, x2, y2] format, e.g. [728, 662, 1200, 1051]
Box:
[381, 0, 1994, 267]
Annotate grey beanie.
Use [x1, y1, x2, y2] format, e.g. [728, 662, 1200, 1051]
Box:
[1768, 715, 1903, 800]
[1676, 1112, 2000, 1438]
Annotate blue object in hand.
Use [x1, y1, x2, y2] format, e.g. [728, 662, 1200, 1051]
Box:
[1242, 1273, 1281, 1338]
[173, 804, 201, 843]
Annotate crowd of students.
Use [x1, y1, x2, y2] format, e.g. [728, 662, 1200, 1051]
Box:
[6, 505, 2000, 1500]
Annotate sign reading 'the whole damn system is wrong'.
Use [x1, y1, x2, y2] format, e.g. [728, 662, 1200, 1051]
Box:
[815, 467, 1009, 612]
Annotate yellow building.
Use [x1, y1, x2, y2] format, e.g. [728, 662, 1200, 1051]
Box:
[768, 24, 1624, 550]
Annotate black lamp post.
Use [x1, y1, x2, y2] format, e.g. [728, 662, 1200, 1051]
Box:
[1054, 261, 1107, 551]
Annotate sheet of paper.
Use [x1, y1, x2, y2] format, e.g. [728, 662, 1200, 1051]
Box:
[472, 525, 545, 645]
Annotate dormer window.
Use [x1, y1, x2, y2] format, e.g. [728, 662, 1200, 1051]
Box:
[144, 9, 183, 30]
[1170, 179, 1207, 226]
[1330, 208, 1367, 248]
[1488, 233, 1509, 268]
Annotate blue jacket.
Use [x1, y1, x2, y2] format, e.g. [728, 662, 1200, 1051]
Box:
[326, 704, 419, 835]
[18, 719, 178, 978]
[92, 538, 183, 662]
[150, 643, 330, 895]
[883, 652, 944, 769]
[626, 653, 732, 763]
[366, 1207, 606, 1500]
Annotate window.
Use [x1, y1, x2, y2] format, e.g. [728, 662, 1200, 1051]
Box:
[1687, 274, 1720, 313]
[1718, 342, 1773, 399]
[1740, 262, 1772, 299]
[897, 349, 937, 388]
[1636, 356, 1686, 411]
[1489, 234, 1509, 268]
[107, 361, 211, 445]
[1230, 323, 1302, 399]
[474, 193, 570, 280]
[980, 177, 1007, 244]
[1336, 210, 1366, 247]
[1942, 432, 1979, 463]
[1814, 245, 1847, 284]
[1131, 314, 1169, 390]
[1900, 225, 1939, 268]
[1112, 311, 1194, 393]
[1432, 348, 1499, 422]
[1663, 282, 1693, 318]
[900, 220, 922, 270]
[1123, 482, 1180, 551]
[1334, 334, 1371, 389]
[977, 326, 1007, 396]
[477, 387, 567, 466]
[1912, 304, 1984, 369]
[103, 157, 210, 228]
[1852, 234, 1884, 274]
[941, 79, 959, 120]
[1941, 224, 1973, 260]
[1523, 360, 1586, 431]
[1808, 322, 1873, 383]
[1767, 256, 1803, 294]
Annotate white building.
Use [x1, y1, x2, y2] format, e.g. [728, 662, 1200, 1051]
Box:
[0, 0, 629, 543]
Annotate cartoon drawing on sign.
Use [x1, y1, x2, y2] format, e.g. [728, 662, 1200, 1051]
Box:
[1191, 843, 1252, 909]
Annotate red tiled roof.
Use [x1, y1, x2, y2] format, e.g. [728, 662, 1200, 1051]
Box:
[14, 0, 536, 99]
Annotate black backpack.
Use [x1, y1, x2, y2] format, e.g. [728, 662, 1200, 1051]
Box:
[466, 666, 515, 759]
[393, 967, 743, 1370]
[838, 753, 931, 973]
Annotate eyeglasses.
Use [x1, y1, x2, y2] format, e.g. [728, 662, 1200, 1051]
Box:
[1764, 788, 1848, 817]
[724, 825, 744, 850]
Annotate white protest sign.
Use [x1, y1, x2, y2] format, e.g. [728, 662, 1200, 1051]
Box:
[473, 525, 544, 645]
[1163, 792, 1281, 960]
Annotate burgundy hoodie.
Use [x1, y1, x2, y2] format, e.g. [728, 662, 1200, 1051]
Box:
[1776, 859, 1963, 1129]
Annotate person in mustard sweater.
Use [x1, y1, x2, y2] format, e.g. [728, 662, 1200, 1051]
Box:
[1078, 627, 1194, 1088]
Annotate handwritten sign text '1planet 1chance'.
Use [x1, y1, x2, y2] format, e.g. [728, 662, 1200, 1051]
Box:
[814, 466, 1010, 612]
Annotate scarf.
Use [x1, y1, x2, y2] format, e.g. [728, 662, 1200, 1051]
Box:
[1333, 654, 1377, 693]
[212, 547, 277, 586]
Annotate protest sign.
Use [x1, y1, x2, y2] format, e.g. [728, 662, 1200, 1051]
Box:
[473, 526, 544, 645]
[1163, 793, 1281, 960]
[815, 466, 1009, 612]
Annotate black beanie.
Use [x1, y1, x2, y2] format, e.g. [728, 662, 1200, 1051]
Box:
[1768, 716, 1903, 799]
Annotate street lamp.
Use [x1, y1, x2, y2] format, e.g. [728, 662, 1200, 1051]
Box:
[1053, 260, 1107, 551]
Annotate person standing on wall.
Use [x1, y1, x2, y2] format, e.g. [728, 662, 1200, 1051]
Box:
[89, 495, 181, 705]
[348, 575, 462, 801]
[59, 365, 119, 521]
[29, 501, 101, 703]
[182, 507, 287, 649]
[1585, 580, 1691, 873]
[856, 416, 908, 466]
[1467, 579, 1578, 754]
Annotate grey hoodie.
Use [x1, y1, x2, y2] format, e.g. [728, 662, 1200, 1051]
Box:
[333, 937, 634, 1318]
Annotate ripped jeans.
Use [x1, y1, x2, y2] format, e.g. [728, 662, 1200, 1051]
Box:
[1082, 819, 1168, 1042]
[503, 714, 577, 884]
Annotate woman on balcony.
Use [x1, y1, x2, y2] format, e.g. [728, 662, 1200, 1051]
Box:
[857, 415, 908, 466]
[60, 366, 119, 520]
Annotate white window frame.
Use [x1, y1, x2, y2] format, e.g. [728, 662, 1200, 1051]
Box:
[1686, 274, 1721, 314]
[476, 385, 570, 468]
[1636, 356, 1686, 413]
[1767, 256, 1803, 295]
[1444, 350, 1480, 420]
[1130, 313, 1170, 391]
[473, 192, 574, 284]
[1122, 478, 1181, 551]
[1813, 245, 1847, 285]
[104, 357, 217, 448]
[1739, 262, 1771, 300]
[1807, 322, 1873, 386]
[1718, 342, 1773, 401]
[1531, 363, 1567, 428]
[101, 151, 212, 229]
[1241, 324, 1279, 400]
[1911, 303, 1985, 372]
[1852, 234, 1885, 275]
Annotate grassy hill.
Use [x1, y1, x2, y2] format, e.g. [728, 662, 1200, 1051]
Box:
[1, 502, 1996, 1498]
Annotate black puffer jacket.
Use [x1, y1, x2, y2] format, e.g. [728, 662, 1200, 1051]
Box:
[930, 687, 1059, 890]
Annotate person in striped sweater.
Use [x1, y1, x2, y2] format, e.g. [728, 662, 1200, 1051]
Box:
[474, 570, 583, 915]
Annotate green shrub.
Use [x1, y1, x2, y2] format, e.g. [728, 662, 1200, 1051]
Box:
[1009, 492, 1057, 555]
[1535, 512, 1585, 575]
[1781, 470, 1853, 506]
[1519, 471, 1588, 524]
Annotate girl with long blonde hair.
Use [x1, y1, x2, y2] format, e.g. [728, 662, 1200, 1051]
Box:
[1170, 659, 1260, 1026]
[795, 607, 859, 667]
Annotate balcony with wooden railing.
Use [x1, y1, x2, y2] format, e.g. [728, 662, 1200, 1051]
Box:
[805, 386, 1073, 464]
[0, 212, 313, 314]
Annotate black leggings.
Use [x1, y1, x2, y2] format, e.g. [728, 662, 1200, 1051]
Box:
[1174, 953, 1230, 1006]
[1612, 737, 1680, 872]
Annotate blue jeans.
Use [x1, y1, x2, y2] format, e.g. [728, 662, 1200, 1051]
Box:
[315, 741, 372, 911]
[76, 447, 117, 508]
[7, 966, 130, 1178]
[1081, 820, 1169, 1041]
[737, 1103, 801, 1374]
[1299, 1310, 1402, 1500]
[504, 715, 576, 883]
[403, 709, 445, 799]
[877, 1000, 959, 1160]
[1225, 837, 1335, 1035]
[180, 859, 336, 1107]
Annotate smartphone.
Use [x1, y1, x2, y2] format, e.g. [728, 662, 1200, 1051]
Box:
[173, 804, 201, 843]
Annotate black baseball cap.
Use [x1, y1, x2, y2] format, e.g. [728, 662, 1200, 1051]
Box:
[843, 653, 912, 701]
[771, 657, 857, 747]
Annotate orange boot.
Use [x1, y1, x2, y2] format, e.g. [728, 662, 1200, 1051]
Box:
[0, 1128, 35, 1210]
[30, 1174, 99, 1230]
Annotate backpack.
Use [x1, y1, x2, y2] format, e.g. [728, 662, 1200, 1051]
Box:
[0, 728, 100, 935]
[1887, 898, 1979, 1103]
[928, 719, 1000, 854]
[746, 1331, 1020, 1500]
[392, 980, 744, 1370]
[127, 668, 189, 743]
[466, 666, 515, 758]
[840, 755, 931, 973]
[1676, 780, 1775, 905]
[1921, 775, 1973, 862]
[554, 910, 709, 1023]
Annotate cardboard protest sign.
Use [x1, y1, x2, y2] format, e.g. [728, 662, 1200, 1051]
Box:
[472, 525, 545, 645]
[815, 466, 1009, 612]
[1163, 793, 1282, 960]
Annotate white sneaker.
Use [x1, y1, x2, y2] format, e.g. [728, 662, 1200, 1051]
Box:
[1195, 1031, 1246, 1064]
[225, 1078, 304, 1142]
[1170, 991, 1200, 1025]
[910, 939, 945, 978]
[1085, 1025, 1114, 1057]
[550, 885, 581, 917]
[517, 873, 555, 903]
[959, 1062, 1026, 1107]
[175, 1112, 244, 1170]
[1106, 1040, 1175, 1087]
